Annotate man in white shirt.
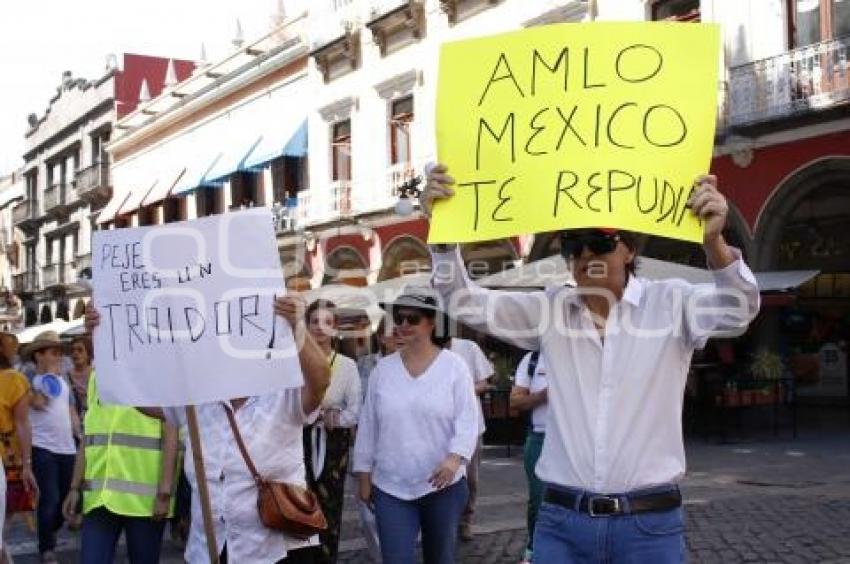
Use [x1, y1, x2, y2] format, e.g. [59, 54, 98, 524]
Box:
[447, 337, 493, 541]
[86, 296, 330, 564]
[422, 165, 760, 563]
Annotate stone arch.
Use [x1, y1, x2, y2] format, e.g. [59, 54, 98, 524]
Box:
[25, 303, 37, 327]
[323, 246, 369, 286]
[39, 304, 53, 324]
[753, 156, 850, 271]
[281, 245, 313, 290]
[56, 299, 70, 321]
[378, 235, 431, 281]
[642, 204, 749, 267]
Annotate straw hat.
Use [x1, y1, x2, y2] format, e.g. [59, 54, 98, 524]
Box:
[20, 331, 63, 360]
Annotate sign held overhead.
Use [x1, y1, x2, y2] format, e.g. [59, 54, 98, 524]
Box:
[92, 208, 303, 407]
[429, 22, 721, 243]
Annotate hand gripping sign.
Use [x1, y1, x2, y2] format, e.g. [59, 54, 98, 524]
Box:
[92, 208, 304, 407]
[428, 22, 721, 244]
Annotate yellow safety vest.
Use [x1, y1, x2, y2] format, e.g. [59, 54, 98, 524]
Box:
[82, 372, 174, 517]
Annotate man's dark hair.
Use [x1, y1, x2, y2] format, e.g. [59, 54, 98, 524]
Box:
[618, 231, 647, 276]
[559, 229, 646, 276]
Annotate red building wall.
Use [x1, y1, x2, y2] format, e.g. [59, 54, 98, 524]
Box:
[115, 53, 195, 118]
[711, 129, 850, 236]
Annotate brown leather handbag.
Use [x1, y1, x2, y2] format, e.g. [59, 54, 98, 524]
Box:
[224, 406, 327, 539]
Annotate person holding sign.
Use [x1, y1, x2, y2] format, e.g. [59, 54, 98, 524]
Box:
[23, 331, 80, 564]
[422, 165, 760, 563]
[302, 299, 360, 564]
[353, 287, 479, 564]
[86, 294, 331, 564]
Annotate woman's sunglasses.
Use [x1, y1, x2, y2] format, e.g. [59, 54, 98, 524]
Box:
[560, 231, 622, 259]
[393, 311, 425, 326]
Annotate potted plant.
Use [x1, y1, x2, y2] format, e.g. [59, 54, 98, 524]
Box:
[750, 349, 784, 381]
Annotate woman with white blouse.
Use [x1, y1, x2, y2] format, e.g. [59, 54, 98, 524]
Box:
[353, 287, 479, 564]
[303, 300, 360, 564]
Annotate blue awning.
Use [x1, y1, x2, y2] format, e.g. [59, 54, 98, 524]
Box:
[172, 153, 223, 196]
[243, 120, 307, 170]
[170, 75, 310, 195]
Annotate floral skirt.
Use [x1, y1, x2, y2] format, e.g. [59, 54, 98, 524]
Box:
[303, 425, 351, 564]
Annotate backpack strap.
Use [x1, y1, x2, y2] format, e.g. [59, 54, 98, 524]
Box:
[527, 351, 541, 379]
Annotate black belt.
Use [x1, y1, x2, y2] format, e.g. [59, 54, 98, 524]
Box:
[543, 486, 682, 517]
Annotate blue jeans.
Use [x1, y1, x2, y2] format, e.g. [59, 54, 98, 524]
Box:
[373, 478, 468, 564]
[80, 507, 166, 563]
[32, 447, 76, 554]
[533, 485, 686, 564]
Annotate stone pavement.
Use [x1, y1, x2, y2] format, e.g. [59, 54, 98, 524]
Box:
[7, 408, 850, 563]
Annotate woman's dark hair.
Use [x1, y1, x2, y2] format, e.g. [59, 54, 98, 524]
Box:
[394, 306, 451, 348]
[373, 318, 388, 355]
[71, 336, 93, 363]
[305, 299, 337, 323]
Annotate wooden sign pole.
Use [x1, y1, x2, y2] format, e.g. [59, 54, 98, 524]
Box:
[186, 405, 220, 564]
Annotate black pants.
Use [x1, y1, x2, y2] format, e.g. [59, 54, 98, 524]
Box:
[220, 544, 318, 564]
[32, 446, 75, 554]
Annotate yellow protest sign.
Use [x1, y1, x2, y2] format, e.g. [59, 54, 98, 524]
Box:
[429, 22, 720, 244]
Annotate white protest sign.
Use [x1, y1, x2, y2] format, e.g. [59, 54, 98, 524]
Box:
[92, 208, 303, 406]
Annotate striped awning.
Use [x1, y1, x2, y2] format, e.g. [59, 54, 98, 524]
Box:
[142, 167, 186, 206]
[97, 190, 132, 225]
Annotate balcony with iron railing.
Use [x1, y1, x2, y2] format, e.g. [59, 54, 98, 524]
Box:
[350, 161, 423, 215]
[42, 263, 75, 289]
[726, 35, 850, 129]
[270, 163, 425, 233]
[272, 194, 304, 233]
[309, 181, 353, 225]
[74, 253, 92, 275]
[43, 183, 68, 215]
[12, 199, 40, 229]
[12, 272, 38, 295]
[74, 161, 111, 205]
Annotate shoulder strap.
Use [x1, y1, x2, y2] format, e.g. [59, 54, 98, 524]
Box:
[223, 405, 263, 484]
[527, 351, 541, 378]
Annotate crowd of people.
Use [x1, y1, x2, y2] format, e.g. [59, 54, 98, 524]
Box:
[0, 164, 759, 564]
[0, 287, 502, 564]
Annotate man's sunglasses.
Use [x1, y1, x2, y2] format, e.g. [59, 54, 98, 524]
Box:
[393, 311, 425, 326]
[559, 231, 622, 259]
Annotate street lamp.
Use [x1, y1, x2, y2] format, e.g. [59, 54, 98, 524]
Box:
[394, 175, 423, 216]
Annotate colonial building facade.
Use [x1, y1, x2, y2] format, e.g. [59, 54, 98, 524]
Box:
[15, 54, 194, 326]
[97, 0, 848, 397]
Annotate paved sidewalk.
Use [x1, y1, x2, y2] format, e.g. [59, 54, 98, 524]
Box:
[7, 412, 850, 563]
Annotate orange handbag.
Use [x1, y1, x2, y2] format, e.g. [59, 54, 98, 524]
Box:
[224, 407, 327, 539]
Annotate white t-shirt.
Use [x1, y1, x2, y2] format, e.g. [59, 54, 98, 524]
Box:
[449, 338, 494, 435]
[164, 390, 317, 563]
[321, 353, 361, 428]
[514, 352, 549, 433]
[353, 350, 479, 500]
[30, 374, 76, 455]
